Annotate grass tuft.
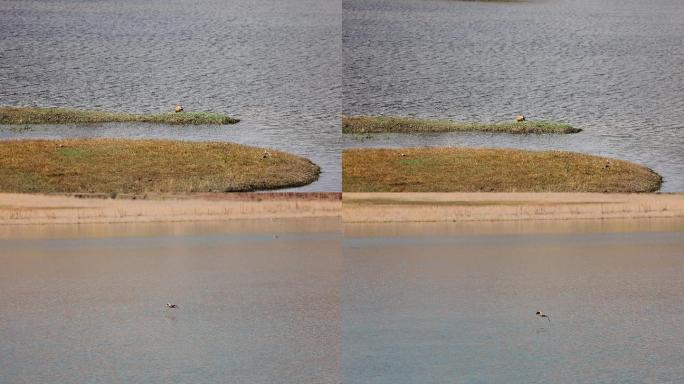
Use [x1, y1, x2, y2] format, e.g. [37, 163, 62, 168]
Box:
[342, 116, 581, 134]
[343, 147, 662, 193]
[0, 139, 319, 193]
[0, 107, 240, 125]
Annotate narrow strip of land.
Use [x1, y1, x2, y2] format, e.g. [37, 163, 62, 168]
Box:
[342, 116, 580, 134]
[0, 106, 239, 125]
[5, 192, 682, 225]
[0, 193, 341, 225]
[343, 193, 684, 222]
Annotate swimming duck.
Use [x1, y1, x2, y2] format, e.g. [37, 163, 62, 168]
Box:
[536, 311, 550, 322]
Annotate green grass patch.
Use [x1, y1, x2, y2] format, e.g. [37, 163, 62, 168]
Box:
[0, 107, 240, 125]
[398, 157, 427, 168]
[343, 147, 662, 193]
[57, 147, 93, 159]
[0, 139, 320, 193]
[342, 116, 581, 134]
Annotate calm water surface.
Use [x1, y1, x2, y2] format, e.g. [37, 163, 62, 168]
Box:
[344, 218, 684, 383]
[0, 219, 341, 384]
[343, 0, 684, 191]
[0, 0, 341, 191]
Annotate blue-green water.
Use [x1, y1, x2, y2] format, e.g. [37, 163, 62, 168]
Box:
[343, 219, 684, 383]
[0, 219, 342, 384]
[2, 217, 684, 383]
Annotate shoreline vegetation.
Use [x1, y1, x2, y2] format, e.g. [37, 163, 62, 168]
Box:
[0, 139, 320, 193]
[342, 116, 581, 134]
[343, 147, 662, 193]
[0, 192, 341, 226]
[343, 193, 684, 223]
[0, 106, 240, 125]
[2, 192, 682, 226]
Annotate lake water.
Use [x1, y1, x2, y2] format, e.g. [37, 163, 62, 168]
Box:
[0, 0, 341, 191]
[2, 217, 684, 383]
[343, 218, 684, 383]
[343, 0, 684, 192]
[0, 219, 342, 384]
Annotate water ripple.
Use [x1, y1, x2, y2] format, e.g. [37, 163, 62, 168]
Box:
[0, 0, 341, 191]
[343, 0, 684, 191]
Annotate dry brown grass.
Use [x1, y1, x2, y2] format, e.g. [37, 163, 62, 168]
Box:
[0, 139, 319, 193]
[343, 193, 684, 223]
[342, 116, 580, 134]
[0, 106, 239, 125]
[343, 147, 662, 193]
[0, 193, 340, 225]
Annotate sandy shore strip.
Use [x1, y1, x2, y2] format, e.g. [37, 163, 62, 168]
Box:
[0, 192, 341, 225]
[343, 193, 684, 223]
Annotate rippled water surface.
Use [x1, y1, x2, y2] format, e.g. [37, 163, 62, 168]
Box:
[0, 0, 340, 191]
[343, 218, 684, 383]
[0, 219, 341, 383]
[343, 0, 684, 191]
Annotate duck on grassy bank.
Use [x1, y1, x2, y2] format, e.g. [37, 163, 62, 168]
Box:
[342, 115, 580, 134]
[0, 106, 239, 125]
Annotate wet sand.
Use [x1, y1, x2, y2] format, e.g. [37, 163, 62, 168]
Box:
[343, 193, 684, 223]
[0, 193, 341, 225]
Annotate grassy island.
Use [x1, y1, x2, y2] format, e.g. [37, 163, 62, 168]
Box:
[0, 107, 240, 125]
[343, 147, 662, 193]
[0, 139, 319, 193]
[342, 116, 580, 134]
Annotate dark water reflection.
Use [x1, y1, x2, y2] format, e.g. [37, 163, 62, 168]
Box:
[0, 219, 342, 384]
[344, 0, 684, 191]
[0, 0, 341, 191]
[343, 218, 684, 383]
